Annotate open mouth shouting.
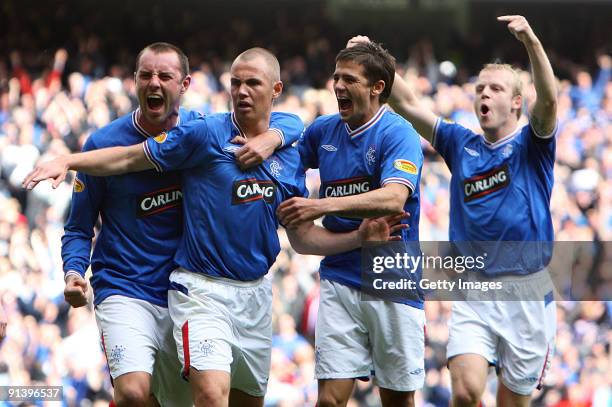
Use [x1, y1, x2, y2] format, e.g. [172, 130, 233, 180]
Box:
[337, 96, 353, 115]
[146, 94, 165, 113]
[479, 103, 491, 119]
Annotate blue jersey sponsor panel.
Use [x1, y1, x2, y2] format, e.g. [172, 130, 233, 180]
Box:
[299, 107, 424, 308]
[145, 112, 307, 281]
[433, 119, 555, 275]
[62, 108, 201, 307]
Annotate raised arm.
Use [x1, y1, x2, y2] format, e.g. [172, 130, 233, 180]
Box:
[498, 15, 557, 137]
[388, 72, 438, 143]
[23, 143, 152, 189]
[347, 36, 437, 142]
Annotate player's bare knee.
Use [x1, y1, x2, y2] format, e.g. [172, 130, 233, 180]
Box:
[380, 389, 415, 407]
[452, 386, 482, 407]
[317, 390, 349, 407]
[192, 382, 229, 407]
[113, 386, 150, 407]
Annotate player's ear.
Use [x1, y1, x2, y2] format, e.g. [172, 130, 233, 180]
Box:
[371, 80, 385, 98]
[272, 81, 283, 100]
[181, 75, 192, 94]
[511, 94, 522, 110]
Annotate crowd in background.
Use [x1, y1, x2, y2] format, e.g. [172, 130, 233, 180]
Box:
[0, 27, 610, 407]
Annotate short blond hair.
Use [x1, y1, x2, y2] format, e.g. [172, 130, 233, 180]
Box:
[233, 47, 280, 82]
[481, 63, 523, 119]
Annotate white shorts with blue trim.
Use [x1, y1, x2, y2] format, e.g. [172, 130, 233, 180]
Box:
[447, 269, 557, 395]
[168, 268, 272, 398]
[315, 279, 425, 391]
[95, 295, 192, 406]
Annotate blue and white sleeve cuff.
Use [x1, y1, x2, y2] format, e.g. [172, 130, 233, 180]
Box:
[270, 128, 285, 148]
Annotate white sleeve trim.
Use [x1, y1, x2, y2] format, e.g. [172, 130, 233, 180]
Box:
[64, 270, 84, 282]
[431, 117, 442, 147]
[142, 141, 163, 172]
[529, 119, 558, 140]
[269, 128, 285, 148]
[381, 177, 415, 195]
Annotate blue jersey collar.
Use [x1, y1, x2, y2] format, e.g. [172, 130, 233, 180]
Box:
[132, 108, 182, 138]
[344, 106, 386, 139]
[481, 125, 520, 149]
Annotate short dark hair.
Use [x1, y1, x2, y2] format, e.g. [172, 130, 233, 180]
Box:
[135, 42, 189, 78]
[335, 42, 396, 104]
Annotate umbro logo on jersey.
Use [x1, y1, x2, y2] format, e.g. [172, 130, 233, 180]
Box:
[321, 144, 337, 152]
[223, 145, 241, 153]
[464, 147, 480, 157]
[463, 164, 510, 202]
[232, 179, 277, 205]
[137, 186, 182, 217]
[322, 176, 371, 198]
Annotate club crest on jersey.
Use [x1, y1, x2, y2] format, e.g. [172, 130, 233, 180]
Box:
[366, 145, 376, 166]
[153, 131, 168, 143]
[463, 164, 510, 202]
[322, 176, 371, 198]
[393, 159, 417, 175]
[501, 143, 513, 158]
[137, 186, 182, 217]
[232, 179, 277, 205]
[73, 178, 85, 193]
[269, 159, 282, 177]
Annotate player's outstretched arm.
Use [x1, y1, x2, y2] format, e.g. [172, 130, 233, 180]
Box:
[347, 36, 437, 143]
[277, 183, 408, 228]
[22, 143, 153, 190]
[498, 15, 557, 137]
[286, 212, 408, 256]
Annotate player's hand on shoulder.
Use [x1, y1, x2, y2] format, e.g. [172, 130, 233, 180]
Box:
[358, 212, 409, 243]
[64, 274, 89, 308]
[232, 131, 280, 170]
[347, 35, 371, 48]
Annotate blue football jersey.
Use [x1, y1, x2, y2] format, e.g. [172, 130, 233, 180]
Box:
[62, 108, 199, 307]
[62, 109, 304, 306]
[300, 107, 424, 308]
[143, 112, 308, 281]
[433, 119, 556, 275]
